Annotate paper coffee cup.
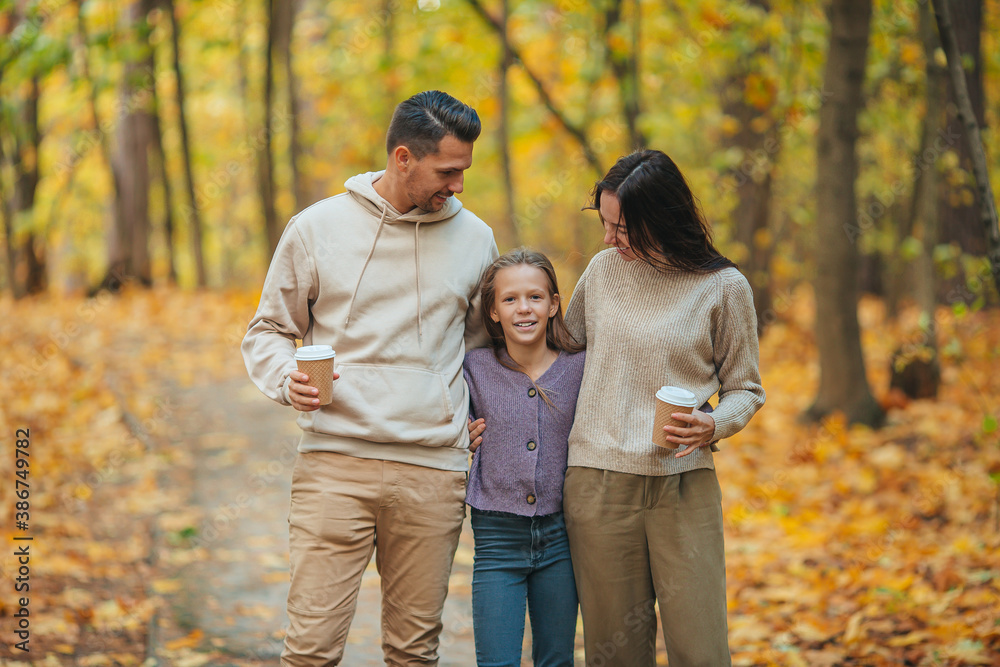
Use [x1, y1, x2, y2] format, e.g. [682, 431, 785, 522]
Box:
[294, 345, 336, 406]
[652, 386, 698, 449]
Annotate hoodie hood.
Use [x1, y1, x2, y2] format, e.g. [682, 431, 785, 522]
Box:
[344, 171, 464, 222]
[342, 171, 464, 341]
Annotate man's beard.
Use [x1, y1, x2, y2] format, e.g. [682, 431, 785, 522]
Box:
[409, 187, 446, 212]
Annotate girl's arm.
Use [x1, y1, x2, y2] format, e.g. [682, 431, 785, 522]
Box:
[464, 363, 486, 451]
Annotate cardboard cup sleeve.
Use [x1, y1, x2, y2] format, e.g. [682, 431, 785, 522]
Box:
[296, 357, 335, 405]
[652, 399, 694, 449]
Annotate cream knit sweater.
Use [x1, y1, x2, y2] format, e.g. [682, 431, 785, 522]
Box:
[564, 249, 765, 476]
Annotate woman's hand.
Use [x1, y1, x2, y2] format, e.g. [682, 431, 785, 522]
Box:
[663, 409, 716, 459]
[468, 417, 486, 452]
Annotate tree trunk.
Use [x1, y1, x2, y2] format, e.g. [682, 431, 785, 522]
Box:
[110, 108, 154, 287]
[1, 214, 13, 297]
[150, 79, 177, 285]
[884, 200, 909, 317]
[1, 7, 46, 298]
[273, 0, 305, 212]
[604, 0, 646, 150]
[102, 0, 157, 290]
[916, 3, 946, 338]
[0, 135, 14, 295]
[890, 1, 946, 399]
[11, 77, 46, 297]
[166, 0, 207, 287]
[720, 0, 776, 334]
[0, 14, 9, 293]
[75, 0, 127, 295]
[495, 0, 520, 251]
[0, 125, 20, 297]
[734, 169, 775, 331]
[932, 0, 1000, 298]
[806, 0, 883, 427]
[233, 6, 255, 281]
[258, 0, 280, 260]
[935, 0, 985, 263]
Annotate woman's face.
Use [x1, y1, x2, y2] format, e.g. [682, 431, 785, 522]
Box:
[600, 192, 638, 262]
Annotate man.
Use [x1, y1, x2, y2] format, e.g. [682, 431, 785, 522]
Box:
[242, 90, 498, 666]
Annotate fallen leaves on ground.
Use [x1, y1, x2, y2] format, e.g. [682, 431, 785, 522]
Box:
[0, 287, 260, 665]
[719, 291, 1000, 666]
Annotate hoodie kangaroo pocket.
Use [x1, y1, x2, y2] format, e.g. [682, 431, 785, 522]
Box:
[315, 363, 458, 446]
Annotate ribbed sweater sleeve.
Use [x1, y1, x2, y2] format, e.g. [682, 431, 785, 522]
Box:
[564, 264, 588, 347]
[566, 251, 764, 477]
[711, 272, 765, 440]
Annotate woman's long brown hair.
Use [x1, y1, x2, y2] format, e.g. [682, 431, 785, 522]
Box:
[592, 149, 736, 273]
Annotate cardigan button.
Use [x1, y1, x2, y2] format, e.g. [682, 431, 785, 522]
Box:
[526, 441, 536, 451]
[527, 388, 537, 397]
[526, 494, 536, 505]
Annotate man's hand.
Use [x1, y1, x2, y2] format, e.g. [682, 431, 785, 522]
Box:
[468, 417, 485, 452]
[289, 370, 340, 412]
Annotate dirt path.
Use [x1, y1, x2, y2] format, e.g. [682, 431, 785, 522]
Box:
[151, 376, 480, 665]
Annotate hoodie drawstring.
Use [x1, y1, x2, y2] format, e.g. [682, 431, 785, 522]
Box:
[345, 204, 389, 329]
[413, 222, 423, 341]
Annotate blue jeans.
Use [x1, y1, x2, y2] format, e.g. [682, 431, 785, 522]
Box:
[470, 509, 578, 667]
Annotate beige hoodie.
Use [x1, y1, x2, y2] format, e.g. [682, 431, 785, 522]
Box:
[242, 171, 498, 471]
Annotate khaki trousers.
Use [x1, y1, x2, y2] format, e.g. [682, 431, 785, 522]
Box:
[563, 467, 731, 667]
[282, 451, 467, 667]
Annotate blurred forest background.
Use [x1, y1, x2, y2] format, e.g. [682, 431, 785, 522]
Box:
[2, 0, 1000, 664]
[2, 0, 1000, 420]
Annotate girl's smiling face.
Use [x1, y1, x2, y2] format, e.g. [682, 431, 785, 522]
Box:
[600, 192, 638, 261]
[489, 264, 560, 351]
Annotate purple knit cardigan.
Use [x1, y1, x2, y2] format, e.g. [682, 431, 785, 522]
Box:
[463, 347, 586, 516]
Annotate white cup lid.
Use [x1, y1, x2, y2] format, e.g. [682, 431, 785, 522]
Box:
[655, 386, 697, 406]
[295, 344, 336, 360]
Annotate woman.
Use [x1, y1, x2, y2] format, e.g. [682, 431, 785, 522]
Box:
[562, 149, 765, 666]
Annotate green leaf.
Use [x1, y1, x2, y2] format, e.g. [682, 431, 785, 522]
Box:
[942, 337, 963, 359]
[983, 416, 998, 435]
[899, 236, 923, 261]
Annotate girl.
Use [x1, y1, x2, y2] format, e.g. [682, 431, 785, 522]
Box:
[463, 248, 585, 667]
[562, 150, 765, 666]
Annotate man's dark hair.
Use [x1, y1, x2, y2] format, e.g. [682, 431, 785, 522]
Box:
[385, 90, 481, 159]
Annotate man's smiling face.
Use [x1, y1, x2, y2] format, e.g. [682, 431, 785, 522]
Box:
[402, 134, 474, 212]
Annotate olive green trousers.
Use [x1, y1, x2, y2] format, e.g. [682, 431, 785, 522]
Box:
[563, 466, 732, 667]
